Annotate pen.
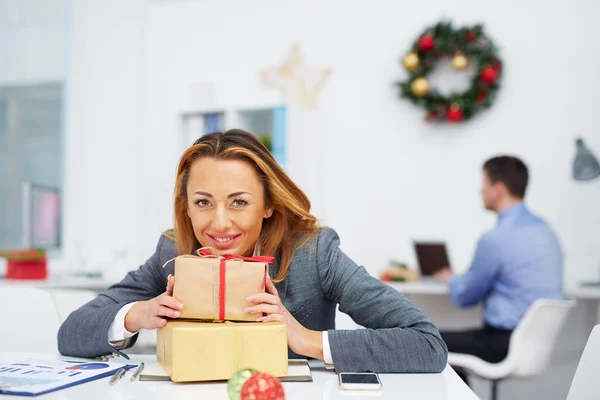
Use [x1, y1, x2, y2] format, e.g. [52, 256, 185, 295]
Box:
[130, 362, 145, 382]
[109, 368, 126, 386]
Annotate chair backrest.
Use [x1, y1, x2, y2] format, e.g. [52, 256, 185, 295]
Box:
[503, 299, 575, 378]
[0, 287, 61, 353]
[566, 324, 600, 400]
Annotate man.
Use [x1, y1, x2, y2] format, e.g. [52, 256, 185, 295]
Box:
[434, 156, 563, 380]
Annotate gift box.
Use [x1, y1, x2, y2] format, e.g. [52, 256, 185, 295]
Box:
[172, 250, 273, 322]
[0, 249, 47, 280]
[157, 320, 288, 382]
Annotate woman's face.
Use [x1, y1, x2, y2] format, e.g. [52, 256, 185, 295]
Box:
[186, 157, 273, 256]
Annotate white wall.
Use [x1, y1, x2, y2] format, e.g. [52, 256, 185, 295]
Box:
[139, 0, 600, 289]
[0, 0, 69, 85]
[62, 0, 148, 279]
[62, 0, 600, 283]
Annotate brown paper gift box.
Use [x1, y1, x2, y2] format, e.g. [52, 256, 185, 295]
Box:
[157, 320, 288, 382]
[172, 253, 271, 322]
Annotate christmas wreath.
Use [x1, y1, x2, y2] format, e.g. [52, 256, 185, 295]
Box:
[398, 21, 503, 123]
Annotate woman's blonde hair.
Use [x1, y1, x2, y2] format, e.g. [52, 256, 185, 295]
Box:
[172, 129, 320, 282]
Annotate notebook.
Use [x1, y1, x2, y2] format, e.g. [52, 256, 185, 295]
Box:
[0, 359, 135, 397]
[140, 359, 312, 382]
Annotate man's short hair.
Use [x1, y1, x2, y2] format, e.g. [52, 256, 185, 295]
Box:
[483, 156, 529, 198]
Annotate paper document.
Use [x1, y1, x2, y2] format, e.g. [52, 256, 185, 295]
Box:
[0, 359, 135, 397]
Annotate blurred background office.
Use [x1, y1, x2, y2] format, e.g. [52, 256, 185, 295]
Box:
[1, 1, 599, 399]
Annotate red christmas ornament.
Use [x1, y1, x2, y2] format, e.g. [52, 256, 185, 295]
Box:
[447, 107, 464, 122]
[241, 372, 285, 400]
[466, 30, 477, 43]
[418, 35, 435, 51]
[480, 67, 498, 84]
[476, 91, 487, 104]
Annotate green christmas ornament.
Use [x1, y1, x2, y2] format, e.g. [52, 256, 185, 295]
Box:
[227, 369, 258, 400]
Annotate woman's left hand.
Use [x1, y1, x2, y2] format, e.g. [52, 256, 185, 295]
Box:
[245, 276, 324, 360]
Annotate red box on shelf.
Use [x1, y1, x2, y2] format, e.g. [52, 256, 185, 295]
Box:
[1, 249, 48, 280]
[6, 259, 48, 280]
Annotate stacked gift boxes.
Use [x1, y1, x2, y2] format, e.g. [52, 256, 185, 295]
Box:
[157, 251, 288, 382]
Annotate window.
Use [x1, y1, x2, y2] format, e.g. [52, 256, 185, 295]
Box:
[0, 0, 69, 251]
[0, 84, 63, 249]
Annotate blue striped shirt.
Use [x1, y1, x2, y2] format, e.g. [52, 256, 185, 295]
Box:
[449, 202, 563, 330]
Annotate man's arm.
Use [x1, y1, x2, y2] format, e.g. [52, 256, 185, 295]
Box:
[447, 233, 501, 307]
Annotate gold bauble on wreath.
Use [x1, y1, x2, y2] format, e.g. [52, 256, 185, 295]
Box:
[410, 77, 429, 97]
[402, 52, 420, 71]
[451, 53, 469, 70]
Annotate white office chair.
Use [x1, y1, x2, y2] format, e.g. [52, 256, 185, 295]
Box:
[566, 324, 600, 400]
[448, 299, 576, 400]
[0, 287, 62, 353]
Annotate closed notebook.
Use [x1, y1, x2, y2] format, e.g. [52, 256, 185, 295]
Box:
[139, 359, 312, 383]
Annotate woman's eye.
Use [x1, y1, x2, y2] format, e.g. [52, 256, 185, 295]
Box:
[195, 199, 211, 207]
[232, 199, 248, 207]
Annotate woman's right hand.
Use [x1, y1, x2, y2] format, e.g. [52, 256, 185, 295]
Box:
[124, 274, 183, 332]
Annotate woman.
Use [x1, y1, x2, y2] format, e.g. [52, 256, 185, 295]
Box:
[58, 129, 447, 373]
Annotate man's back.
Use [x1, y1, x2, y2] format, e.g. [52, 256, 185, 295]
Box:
[484, 203, 563, 329]
[448, 203, 563, 330]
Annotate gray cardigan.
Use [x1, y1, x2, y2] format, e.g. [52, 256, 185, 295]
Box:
[58, 227, 447, 373]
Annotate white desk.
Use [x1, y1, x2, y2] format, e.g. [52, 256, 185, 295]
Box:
[388, 279, 600, 300]
[388, 280, 600, 324]
[0, 277, 116, 293]
[0, 353, 479, 400]
[386, 281, 448, 295]
[387, 281, 483, 330]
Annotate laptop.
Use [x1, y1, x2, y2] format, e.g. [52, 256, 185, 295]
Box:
[413, 241, 451, 278]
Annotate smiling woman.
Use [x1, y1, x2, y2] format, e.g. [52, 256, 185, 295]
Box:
[58, 129, 448, 374]
[185, 159, 274, 256]
[173, 130, 317, 282]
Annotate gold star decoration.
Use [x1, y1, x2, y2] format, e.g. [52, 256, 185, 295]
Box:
[260, 44, 332, 108]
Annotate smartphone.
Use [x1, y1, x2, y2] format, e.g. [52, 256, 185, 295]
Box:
[338, 372, 382, 391]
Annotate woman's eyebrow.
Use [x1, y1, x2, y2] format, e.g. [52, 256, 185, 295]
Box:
[227, 191, 250, 198]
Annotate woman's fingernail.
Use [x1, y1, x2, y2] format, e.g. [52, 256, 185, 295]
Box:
[247, 296, 257, 301]
[174, 312, 180, 317]
[244, 307, 255, 313]
[256, 317, 265, 322]
[176, 303, 183, 309]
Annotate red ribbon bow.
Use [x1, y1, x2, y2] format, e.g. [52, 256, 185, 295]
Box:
[196, 248, 275, 320]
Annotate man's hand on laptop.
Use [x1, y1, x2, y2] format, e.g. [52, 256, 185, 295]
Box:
[433, 267, 453, 283]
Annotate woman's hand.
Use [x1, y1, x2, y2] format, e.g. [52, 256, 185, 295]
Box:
[245, 276, 324, 360]
[124, 274, 183, 332]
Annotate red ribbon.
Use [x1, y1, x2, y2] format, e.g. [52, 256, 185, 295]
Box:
[219, 258, 227, 320]
[196, 248, 275, 320]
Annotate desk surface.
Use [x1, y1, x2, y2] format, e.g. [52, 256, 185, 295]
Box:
[0, 353, 479, 400]
[386, 280, 449, 295]
[388, 280, 600, 299]
[0, 277, 116, 292]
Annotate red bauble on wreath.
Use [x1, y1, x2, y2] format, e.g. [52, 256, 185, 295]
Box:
[447, 105, 464, 123]
[398, 21, 503, 123]
[418, 35, 435, 51]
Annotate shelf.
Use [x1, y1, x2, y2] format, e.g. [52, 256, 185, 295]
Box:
[180, 105, 287, 169]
